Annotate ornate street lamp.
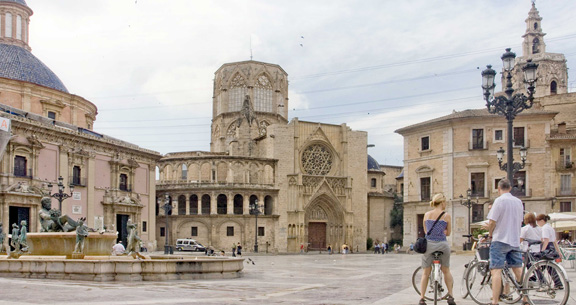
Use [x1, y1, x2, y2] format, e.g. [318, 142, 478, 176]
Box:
[47, 176, 74, 212]
[459, 188, 478, 247]
[162, 193, 172, 254]
[482, 48, 538, 183]
[250, 199, 262, 253]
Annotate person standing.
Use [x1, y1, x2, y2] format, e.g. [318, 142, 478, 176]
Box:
[418, 193, 455, 305]
[486, 179, 523, 305]
[236, 242, 242, 256]
[232, 243, 237, 257]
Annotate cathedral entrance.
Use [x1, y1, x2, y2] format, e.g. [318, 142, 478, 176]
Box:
[308, 222, 326, 250]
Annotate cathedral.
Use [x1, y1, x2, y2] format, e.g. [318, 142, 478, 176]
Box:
[156, 61, 396, 253]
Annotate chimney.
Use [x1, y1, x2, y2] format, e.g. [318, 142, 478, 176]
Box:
[558, 122, 567, 134]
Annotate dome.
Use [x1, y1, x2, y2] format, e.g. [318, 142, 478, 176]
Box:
[367, 155, 381, 171]
[0, 43, 68, 93]
[0, 0, 28, 6]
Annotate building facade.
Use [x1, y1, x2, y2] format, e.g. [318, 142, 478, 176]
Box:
[0, 0, 161, 251]
[156, 60, 395, 253]
[396, 3, 575, 248]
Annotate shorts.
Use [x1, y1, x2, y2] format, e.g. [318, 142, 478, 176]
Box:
[421, 240, 451, 268]
[489, 241, 522, 269]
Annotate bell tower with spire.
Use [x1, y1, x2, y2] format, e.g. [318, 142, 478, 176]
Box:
[509, 2, 568, 98]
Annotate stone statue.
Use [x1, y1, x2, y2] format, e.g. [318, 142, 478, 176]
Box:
[126, 223, 145, 259]
[19, 220, 28, 252]
[241, 95, 257, 127]
[0, 222, 5, 253]
[10, 223, 20, 253]
[74, 218, 89, 254]
[39, 197, 79, 232]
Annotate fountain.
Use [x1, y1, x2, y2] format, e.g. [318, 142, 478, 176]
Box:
[0, 197, 244, 281]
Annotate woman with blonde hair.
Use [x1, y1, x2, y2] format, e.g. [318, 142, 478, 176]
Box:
[419, 193, 456, 305]
[520, 213, 541, 253]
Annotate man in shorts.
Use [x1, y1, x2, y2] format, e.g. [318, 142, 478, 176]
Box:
[486, 179, 523, 305]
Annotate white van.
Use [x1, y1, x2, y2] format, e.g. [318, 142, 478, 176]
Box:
[175, 239, 205, 252]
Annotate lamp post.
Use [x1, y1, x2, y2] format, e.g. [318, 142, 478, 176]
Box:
[162, 193, 172, 254]
[482, 48, 538, 183]
[250, 199, 262, 253]
[459, 189, 479, 242]
[47, 176, 74, 212]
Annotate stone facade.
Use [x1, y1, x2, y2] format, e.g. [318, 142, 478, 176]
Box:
[156, 60, 387, 253]
[0, 0, 162, 252]
[396, 3, 576, 248]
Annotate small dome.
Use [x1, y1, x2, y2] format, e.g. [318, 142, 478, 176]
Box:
[367, 155, 381, 171]
[0, 43, 68, 93]
[0, 0, 28, 6]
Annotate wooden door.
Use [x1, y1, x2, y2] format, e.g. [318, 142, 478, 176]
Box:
[308, 222, 326, 250]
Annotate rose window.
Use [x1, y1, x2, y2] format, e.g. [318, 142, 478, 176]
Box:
[301, 144, 333, 175]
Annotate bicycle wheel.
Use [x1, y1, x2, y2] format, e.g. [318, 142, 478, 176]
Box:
[460, 258, 477, 299]
[499, 268, 521, 304]
[412, 266, 448, 301]
[466, 261, 493, 305]
[523, 261, 570, 305]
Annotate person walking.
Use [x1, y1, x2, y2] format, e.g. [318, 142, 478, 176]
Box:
[418, 193, 455, 305]
[486, 179, 524, 305]
[232, 243, 237, 257]
[236, 242, 242, 256]
[536, 214, 563, 288]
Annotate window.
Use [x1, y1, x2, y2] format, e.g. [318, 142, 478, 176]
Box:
[470, 173, 485, 197]
[472, 204, 484, 223]
[72, 166, 81, 185]
[181, 164, 187, 180]
[201, 194, 211, 214]
[421, 136, 430, 151]
[233, 194, 243, 215]
[226, 226, 234, 236]
[512, 171, 526, 196]
[420, 177, 431, 201]
[14, 155, 27, 177]
[472, 129, 484, 149]
[513, 127, 525, 147]
[160, 227, 165, 237]
[189, 194, 198, 214]
[560, 175, 572, 195]
[47, 111, 56, 120]
[228, 73, 247, 112]
[551, 81, 558, 95]
[254, 74, 273, 113]
[264, 195, 273, 215]
[560, 148, 572, 168]
[258, 227, 265, 237]
[560, 202, 572, 212]
[16, 15, 21, 39]
[494, 129, 503, 142]
[494, 178, 502, 190]
[217, 194, 227, 214]
[5, 13, 12, 38]
[178, 195, 186, 215]
[119, 173, 128, 191]
[142, 221, 147, 232]
[532, 38, 540, 54]
[371, 178, 377, 188]
[534, 22, 538, 30]
[191, 226, 198, 236]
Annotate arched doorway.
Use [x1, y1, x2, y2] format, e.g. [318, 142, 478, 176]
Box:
[305, 194, 345, 251]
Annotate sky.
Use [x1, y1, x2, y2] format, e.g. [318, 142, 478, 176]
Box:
[25, 0, 576, 166]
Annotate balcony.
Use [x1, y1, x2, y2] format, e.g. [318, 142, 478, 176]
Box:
[13, 168, 33, 179]
[69, 176, 87, 187]
[468, 141, 488, 151]
[156, 180, 276, 190]
[556, 187, 576, 197]
[556, 161, 575, 172]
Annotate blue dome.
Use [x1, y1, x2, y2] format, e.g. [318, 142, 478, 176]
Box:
[0, 43, 68, 93]
[368, 155, 381, 171]
[0, 0, 28, 6]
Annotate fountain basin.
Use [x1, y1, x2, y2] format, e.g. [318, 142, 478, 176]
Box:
[27, 232, 116, 256]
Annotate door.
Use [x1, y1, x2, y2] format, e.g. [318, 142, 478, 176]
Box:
[308, 222, 326, 250]
[9, 206, 29, 250]
[116, 214, 130, 245]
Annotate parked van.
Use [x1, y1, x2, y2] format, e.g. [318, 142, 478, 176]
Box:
[175, 239, 206, 252]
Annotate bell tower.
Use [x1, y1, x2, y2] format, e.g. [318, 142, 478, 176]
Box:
[210, 60, 289, 157]
[509, 2, 568, 98]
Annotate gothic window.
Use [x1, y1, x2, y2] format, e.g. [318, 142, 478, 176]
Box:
[229, 73, 247, 112]
[254, 74, 273, 113]
[532, 38, 540, 54]
[5, 13, 12, 38]
[13, 155, 27, 177]
[301, 144, 333, 176]
[550, 81, 557, 95]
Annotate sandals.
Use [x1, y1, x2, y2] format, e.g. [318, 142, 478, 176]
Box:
[419, 298, 426, 305]
[446, 295, 456, 305]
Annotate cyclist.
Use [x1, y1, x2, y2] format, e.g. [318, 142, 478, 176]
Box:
[486, 179, 524, 305]
[536, 214, 563, 289]
[418, 193, 456, 305]
[520, 213, 542, 254]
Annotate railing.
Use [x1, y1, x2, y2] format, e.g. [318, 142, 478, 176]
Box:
[468, 141, 488, 150]
[556, 187, 576, 197]
[556, 161, 575, 171]
[157, 180, 275, 188]
[119, 184, 132, 192]
[69, 176, 87, 187]
[13, 168, 33, 179]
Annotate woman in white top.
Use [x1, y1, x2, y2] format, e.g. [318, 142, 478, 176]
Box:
[520, 213, 542, 253]
[536, 214, 561, 254]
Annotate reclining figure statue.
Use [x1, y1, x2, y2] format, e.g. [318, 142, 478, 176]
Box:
[38, 197, 79, 232]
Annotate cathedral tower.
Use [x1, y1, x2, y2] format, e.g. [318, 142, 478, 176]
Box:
[506, 2, 568, 98]
[210, 60, 289, 156]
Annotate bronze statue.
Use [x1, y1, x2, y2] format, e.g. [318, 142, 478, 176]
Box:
[74, 218, 89, 254]
[39, 197, 79, 232]
[19, 220, 28, 252]
[10, 223, 19, 252]
[0, 222, 5, 253]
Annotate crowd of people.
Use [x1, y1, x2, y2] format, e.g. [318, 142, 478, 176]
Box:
[417, 179, 567, 305]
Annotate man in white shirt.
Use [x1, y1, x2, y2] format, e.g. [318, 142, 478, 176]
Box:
[112, 241, 125, 255]
[486, 179, 523, 305]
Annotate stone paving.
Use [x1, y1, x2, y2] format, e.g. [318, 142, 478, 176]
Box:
[0, 252, 574, 305]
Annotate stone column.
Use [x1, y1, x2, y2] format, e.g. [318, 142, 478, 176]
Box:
[185, 195, 190, 215]
[210, 192, 217, 215]
[227, 193, 234, 215]
[243, 195, 250, 215]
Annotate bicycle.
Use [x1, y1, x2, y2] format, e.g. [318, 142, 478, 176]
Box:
[412, 251, 448, 304]
[460, 236, 490, 299]
[466, 239, 570, 305]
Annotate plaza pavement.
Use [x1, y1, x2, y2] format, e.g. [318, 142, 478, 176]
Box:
[0, 251, 574, 305]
